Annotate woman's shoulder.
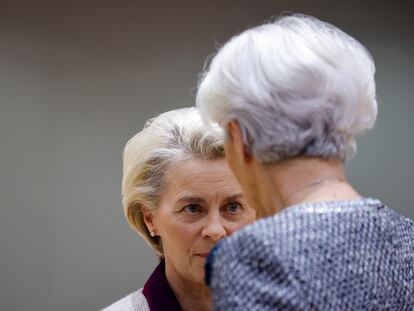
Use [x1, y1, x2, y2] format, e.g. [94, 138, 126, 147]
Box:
[214, 198, 413, 256]
[102, 288, 149, 311]
[207, 198, 414, 309]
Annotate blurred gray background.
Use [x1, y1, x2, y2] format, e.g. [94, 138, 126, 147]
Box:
[0, 0, 413, 310]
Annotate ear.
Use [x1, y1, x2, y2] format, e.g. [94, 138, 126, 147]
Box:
[227, 120, 252, 164]
[142, 207, 157, 236]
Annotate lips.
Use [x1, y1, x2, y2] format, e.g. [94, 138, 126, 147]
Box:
[194, 252, 210, 258]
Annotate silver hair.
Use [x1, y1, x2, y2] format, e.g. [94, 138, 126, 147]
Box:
[196, 14, 377, 162]
[122, 107, 224, 257]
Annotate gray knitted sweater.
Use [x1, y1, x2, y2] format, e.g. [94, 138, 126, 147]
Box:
[206, 198, 414, 310]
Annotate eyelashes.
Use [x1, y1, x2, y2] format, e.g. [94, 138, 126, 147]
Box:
[181, 201, 244, 215]
[224, 201, 242, 213]
[183, 203, 202, 215]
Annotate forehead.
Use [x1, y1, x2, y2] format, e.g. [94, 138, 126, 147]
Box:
[163, 158, 241, 197]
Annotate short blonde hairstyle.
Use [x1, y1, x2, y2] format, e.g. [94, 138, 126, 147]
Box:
[122, 107, 224, 257]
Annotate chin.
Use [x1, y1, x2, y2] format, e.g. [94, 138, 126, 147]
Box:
[194, 272, 205, 284]
[191, 262, 206, 284]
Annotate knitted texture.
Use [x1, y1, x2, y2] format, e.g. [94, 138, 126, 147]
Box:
[206, 198, 414, 310]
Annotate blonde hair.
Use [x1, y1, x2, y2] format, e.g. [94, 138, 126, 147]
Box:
[122, 107, 224, 257]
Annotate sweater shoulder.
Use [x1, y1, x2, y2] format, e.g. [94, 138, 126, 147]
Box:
[102, 288, 149, 311]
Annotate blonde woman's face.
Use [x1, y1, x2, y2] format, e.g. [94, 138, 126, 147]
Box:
[147, 159, 256, 285]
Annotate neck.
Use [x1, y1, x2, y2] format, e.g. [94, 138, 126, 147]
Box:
[251, 157, 360, 218]
[165, 262, 211, 311]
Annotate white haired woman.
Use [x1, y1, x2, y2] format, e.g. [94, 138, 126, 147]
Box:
[197, 14, 414, 310]
[103, 108, 255, 311]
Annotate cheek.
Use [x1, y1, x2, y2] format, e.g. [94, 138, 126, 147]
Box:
[227, 212, 256, 234]
[227, 223, 247, 236]
[160, 220, 200, 253]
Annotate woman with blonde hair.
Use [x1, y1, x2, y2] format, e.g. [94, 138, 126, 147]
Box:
[104, 107, 255, 311]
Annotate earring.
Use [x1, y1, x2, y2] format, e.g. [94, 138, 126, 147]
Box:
[150, 231, 156, 237]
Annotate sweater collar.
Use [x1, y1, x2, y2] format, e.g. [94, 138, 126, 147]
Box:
[142, 260, 183, 311]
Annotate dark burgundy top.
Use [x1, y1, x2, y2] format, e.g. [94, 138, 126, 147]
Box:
[142, 261, 183, 311]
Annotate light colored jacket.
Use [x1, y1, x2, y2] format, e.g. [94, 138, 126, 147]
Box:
[103, 288, 149, 311]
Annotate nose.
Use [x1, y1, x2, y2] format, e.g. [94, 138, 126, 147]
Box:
[201, 214, 227, 242]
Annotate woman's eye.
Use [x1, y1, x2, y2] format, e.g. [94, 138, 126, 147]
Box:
[183, 204, 201, 214]
[225, 201, 242, 213]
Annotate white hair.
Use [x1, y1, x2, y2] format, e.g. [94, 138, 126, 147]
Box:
[196, 14, 377, 162]
[122, 107, 224, 257]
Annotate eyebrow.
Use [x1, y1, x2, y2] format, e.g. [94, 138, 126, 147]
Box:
[223, 193, 244, 203]
[175, 192, 244, 205]
[176, 195, 207, 205]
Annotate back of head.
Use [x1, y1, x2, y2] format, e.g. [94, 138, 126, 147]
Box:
[197, 14, 377, 162]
